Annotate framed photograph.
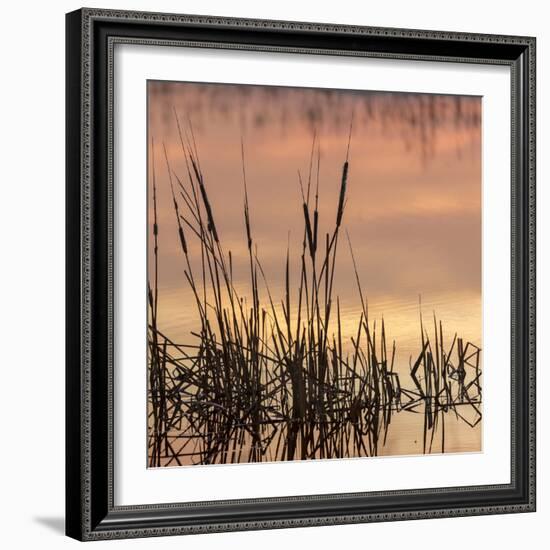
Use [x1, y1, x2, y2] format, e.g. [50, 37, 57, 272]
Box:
[66, 8, 536, 541]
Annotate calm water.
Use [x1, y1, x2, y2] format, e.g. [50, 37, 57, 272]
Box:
[147, 81, 482, 462]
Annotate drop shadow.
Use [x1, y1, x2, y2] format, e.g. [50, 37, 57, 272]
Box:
[34, 516, 65, 535]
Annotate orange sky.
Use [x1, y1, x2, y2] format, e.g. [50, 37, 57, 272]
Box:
[147, 81, 481, 370]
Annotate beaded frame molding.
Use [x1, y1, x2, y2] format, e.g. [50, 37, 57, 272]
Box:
[66, 7, 536, 541]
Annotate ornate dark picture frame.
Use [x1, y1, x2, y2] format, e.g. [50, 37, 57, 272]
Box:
[66, 7, 536, 541]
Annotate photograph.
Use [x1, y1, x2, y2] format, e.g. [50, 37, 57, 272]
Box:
[147, 81, 483, 467]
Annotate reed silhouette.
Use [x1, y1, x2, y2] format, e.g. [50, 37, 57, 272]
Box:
[147, 115, 482, 467]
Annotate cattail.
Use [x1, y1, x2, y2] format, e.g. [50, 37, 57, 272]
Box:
[336, 161, 348, 228]
[312, 209, 318, 254]
[303, 203, 315, 257]
[178, 226, 188, 254]
[191, 156, 219, 242]
[241, 140, 253, 251]
[244, 201, 252, 251]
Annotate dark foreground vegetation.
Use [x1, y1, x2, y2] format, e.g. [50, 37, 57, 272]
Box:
[148, 116, 482, 467]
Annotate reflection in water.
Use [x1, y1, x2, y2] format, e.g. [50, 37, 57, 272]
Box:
[150, 81, 481, 161]
[147, 81, 482, 466]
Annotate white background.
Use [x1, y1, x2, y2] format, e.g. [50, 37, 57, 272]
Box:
[0, 1, 546, 548]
